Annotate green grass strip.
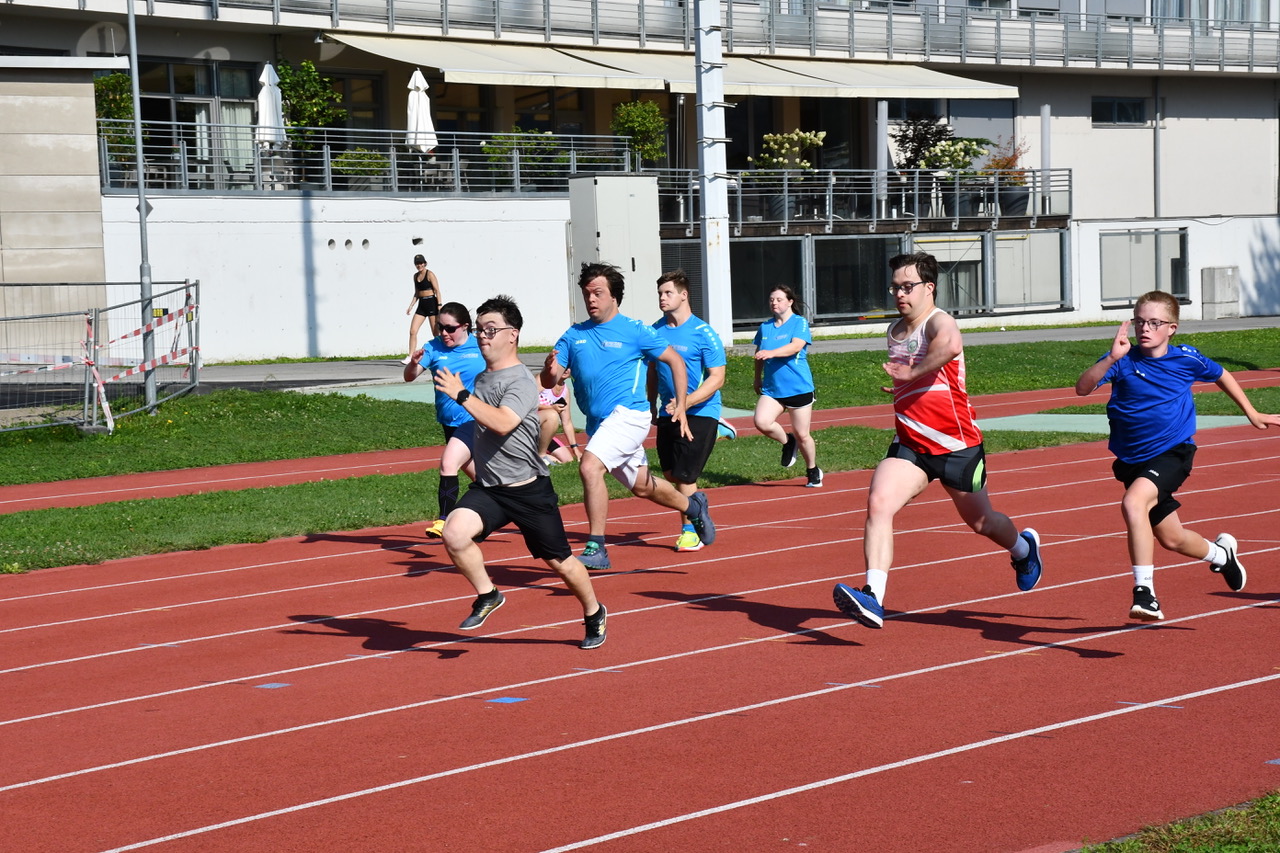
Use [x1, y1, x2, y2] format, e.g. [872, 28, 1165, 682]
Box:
[0, 427, 1103, 572]
[1081, 791, 1280, 852]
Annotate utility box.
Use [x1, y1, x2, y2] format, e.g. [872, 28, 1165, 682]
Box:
[1201, 266, 1240, 320]
[568, 174, 661, 324]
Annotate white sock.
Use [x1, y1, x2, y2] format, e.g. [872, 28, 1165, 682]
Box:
[1203, 541, 1227, 567]
[866, 569, 889, 603]
[1132, 565, 1155, 589]
[1009, 534, 1029, 562]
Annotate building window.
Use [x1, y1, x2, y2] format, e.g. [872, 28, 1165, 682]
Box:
[886, 99, 942, 121]
[138, 58, 257, 169]
[1092, 96, 1147, 126]
[329, 73, 384, 130]
[1099, 229, 1188, 303]
[513, 88, 587, 135]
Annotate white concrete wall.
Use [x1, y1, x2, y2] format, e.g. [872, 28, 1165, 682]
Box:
[1072, 215, 1280, 320]
[101, 194, 578, 361]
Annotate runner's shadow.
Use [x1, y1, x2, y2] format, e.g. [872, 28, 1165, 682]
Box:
[299, 529, 435, 556]
[891, 608, 1164, 658]
[636, 590, 858, 646]
[282, 614, 563, 657]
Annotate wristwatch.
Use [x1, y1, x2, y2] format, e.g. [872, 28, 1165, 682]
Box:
[455, 390, 470, 405]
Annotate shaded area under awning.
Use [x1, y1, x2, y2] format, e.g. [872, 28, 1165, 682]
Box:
[330, 34, 1018, 100]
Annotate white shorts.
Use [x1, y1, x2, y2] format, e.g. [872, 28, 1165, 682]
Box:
[585, 405, 652, 490]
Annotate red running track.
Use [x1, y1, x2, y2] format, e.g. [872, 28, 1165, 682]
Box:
[2, 425, 1279, 851]
[4, 370, 1277, 514]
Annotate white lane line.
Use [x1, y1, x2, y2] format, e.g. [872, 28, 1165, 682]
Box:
[7, 585, 1277, 796]
[536, 671, 1280, 853]
[89, 624, 1280, 853]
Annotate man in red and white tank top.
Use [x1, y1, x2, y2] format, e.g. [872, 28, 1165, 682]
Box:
[832, 252, 1046, 630]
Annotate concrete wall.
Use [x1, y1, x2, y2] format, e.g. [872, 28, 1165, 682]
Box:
[0, 67, 109, 286]
[101, 194, 580, 361]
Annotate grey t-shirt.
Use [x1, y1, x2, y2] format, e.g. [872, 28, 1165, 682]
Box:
[472, 363, 547, 487]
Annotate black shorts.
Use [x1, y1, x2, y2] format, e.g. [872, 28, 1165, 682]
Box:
[655, 414, 719, 484]
[455, 476, 572, 561]
[1112, 442, 1196, 526]
[770, 391, 815, 409]
[415, 296, 439, 318]
[886, 441, 988, 493]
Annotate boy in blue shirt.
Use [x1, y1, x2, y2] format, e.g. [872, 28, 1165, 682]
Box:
[648, 269, 727, 552]
[1075, 290, 1280, 620]
[541, 263, 716, 570]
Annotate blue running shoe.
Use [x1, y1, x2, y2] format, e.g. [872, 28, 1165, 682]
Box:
[1012, 528, 1043, 591]
[686, 490, 716, 546]
[579, 541, 611, 570]
[833, 583, 884, 629]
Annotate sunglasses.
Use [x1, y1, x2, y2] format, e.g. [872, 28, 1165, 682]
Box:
[439, 323, 465, 335]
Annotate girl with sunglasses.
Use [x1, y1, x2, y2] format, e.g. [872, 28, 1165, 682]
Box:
[403, 302, 484, 538]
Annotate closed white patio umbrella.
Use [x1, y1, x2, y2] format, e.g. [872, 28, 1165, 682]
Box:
[255, 63, 286, 147]
[406, 68, 438, 154]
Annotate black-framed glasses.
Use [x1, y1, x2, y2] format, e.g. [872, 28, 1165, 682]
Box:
[438, 323, 465, 335]
[888, 281, 927, 296]
[1131, 318, 1170, 330]
[477, 325, 515, 339]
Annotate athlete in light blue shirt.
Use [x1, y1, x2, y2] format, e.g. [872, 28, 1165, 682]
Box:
[648, 270, 727, 553]
[753, 285, 821, 487]
[1076, 290, 1279, 621]
[403, 302, 485, 537]
[541, 262, 717, 570]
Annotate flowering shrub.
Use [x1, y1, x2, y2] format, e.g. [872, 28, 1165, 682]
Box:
[982, 135, 1031, 186]
[746, 129, 827, 177]
[919, 137, 992, 179]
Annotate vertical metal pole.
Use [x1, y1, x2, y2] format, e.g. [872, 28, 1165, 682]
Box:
[696, 0, 732, 348]
[127, 0, 157, 412]
[1040, 103, 1051, 215]
[876, 100, 889, 219]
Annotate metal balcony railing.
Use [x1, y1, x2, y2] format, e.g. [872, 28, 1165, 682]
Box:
[98, 120, 632, 194]
[51, 0, 1280, 72]
[653, 167, 1073, 233]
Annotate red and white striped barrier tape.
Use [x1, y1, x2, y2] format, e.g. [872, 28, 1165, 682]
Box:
[103, 347, 198, 385]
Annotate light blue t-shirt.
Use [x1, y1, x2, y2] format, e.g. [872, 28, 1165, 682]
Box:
[753, 313, 815, 399]
[554, 313, 669, 434]
[651, 313, 726, 421]
[419, 334, 484, 428]
[1097, 344, 1223, 464]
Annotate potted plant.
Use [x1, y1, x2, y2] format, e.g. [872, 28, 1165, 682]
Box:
[745, 128, 826, 221]
[609, 99, 668, 168]
[480, 127, 569, 190]
[920, 136, 991, 217]
[332, 147, 390, 190]
[982, 135, 1032, 216]
[94, 71, 136, 185]
[889, 115, 951, 216]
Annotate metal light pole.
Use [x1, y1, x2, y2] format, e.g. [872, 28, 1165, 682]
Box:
[695, 0, 733, 347]
[126, 0, 157, 411]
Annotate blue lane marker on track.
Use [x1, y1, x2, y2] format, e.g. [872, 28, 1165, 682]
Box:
[1117, 701, 1183, 709]
[1267, 758, 1280, 765]
[487, 697, 527, 704]
[255, 682, 290, 689]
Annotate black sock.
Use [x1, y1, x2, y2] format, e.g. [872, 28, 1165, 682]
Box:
[438, 474, 460, 518]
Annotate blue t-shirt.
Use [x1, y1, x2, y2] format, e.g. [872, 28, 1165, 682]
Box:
[419, 334, 484, 428]
[651, 314, 726, 421]
[1097, 344, 1224, 464]
[753, 313, 814, 398]
[554, 313, 669, 434]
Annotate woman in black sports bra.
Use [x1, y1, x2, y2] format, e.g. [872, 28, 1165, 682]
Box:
[403, 253, 443, 364]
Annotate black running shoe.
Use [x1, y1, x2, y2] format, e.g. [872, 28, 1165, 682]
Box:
[805, 467, 823, 488]
[781, 434, 798, 468]
[459, 589, 505, 630]
[1211, 533, 1246, 592]
[581, 604, 607, 650]
[1129, 585, 1163, 621]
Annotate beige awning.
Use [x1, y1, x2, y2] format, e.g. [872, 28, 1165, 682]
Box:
[331, 34, 667, 90]
[333, 34, 1017, 100]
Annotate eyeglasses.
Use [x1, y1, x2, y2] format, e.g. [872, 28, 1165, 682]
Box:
[477, 325, 515, 339]
[438, 323, 464, 335]
[1131, 318, 1171, 330]
[888, 281, 927, 296]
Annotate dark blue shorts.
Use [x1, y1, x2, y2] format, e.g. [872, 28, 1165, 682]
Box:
[1112, 442, 1195, 526]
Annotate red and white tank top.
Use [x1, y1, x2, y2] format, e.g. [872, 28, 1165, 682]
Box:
[887, 308, 982, 454]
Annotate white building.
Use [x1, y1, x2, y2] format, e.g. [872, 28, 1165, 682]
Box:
[1, 0, 1276, 360]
